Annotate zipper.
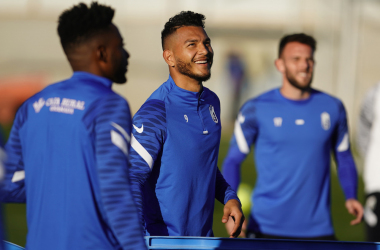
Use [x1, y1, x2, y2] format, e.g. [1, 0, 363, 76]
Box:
[198, 92, 208, 134]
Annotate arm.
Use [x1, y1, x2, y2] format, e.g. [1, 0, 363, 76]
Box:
[1, 105, 27, 203]
[357, 84, 378, 157]
[221, 104, 257, 192]
[333, 102, 363, 225]
[129, 99, 166, 234]
[220, 102, 257, 236]
[94, 94, 146, 250]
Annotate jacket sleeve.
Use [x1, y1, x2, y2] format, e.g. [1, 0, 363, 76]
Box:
[1, 105, 27, 203]
[357, 84, 378, 156]
[93, 94, 147, 250]
[129, 99, 166, 234]
[222, 102, 257, 192]
[333, 101, 358, 200]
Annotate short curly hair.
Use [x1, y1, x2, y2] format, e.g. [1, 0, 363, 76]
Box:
[57, 2, 114, 50]
[161, 11, 206, 50]
[278, 33, 316, 58]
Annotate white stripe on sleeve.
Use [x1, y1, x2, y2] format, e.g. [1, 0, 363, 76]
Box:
[337, 133, 349, 152]
[12, 170, 25, 183]
[111, 130, 128, 156]
[234, 114, 250, 154]
[131, 134, 154, 169]
[111, 122, 131, 142]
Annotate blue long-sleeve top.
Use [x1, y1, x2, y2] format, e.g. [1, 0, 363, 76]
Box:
[222, 88, 358, 238]
[1, 72, 146, 250]
[129, 75, 239, 237]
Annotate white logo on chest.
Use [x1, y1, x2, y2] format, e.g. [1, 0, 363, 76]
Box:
[209, 105, 218, 123]
[273, 117, 282, 127]
[184, 114, 188, 123]
[321, 112, 330, 130]
[295, 119, 305, 125]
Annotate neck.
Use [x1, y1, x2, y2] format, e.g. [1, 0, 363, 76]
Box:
[280, 80, 310, 100]
[170, 70, 203, 93]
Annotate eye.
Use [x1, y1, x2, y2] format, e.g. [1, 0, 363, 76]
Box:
[188, 43, 195, 47]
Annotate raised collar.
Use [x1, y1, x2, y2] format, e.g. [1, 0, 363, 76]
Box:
[71, 71, 113, 89]
[164, 75, 206, 109]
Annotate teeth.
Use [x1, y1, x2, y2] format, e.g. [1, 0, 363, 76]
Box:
[299, 73, 307, 77]
[195, 61, 207, 64]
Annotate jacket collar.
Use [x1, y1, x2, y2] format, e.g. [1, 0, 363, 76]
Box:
[71, 71, 113, 88]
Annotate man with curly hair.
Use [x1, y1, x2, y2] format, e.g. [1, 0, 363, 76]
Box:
[129, 11, 244, 237]
[1, 2, 147, 249]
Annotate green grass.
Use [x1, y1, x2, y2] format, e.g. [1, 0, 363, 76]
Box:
[2, 133, 365, 247]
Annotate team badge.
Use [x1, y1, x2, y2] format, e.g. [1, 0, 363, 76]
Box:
[184, 114, 189, 123]
[209, 105, 218, 123]
[321, 112, 330, 130]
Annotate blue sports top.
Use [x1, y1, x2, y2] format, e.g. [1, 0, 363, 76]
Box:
[129, 75, 239, 237]
[222, 88, 358, 238]
[1, 72, 146, 250]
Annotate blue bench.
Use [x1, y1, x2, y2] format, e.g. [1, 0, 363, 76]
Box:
[145, 236, 380, 250]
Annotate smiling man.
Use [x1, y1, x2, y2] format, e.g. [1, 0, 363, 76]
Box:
[222, 33, 363, 240]
[129, 11, 244, 237]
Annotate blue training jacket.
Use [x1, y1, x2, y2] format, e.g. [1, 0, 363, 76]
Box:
[1, 72, 147, 250]
[129, 75, 239, 237]
[222, 88, 358, 238]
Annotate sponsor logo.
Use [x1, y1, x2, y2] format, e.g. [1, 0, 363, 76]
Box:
[295, 119, 305, 125]
[209, 105, 218, 123]
[273, 117, 282, 127]
[321, 112, 330, 130]
[133, 124, 144, 133]
[184, 114, 188, 122]
[33, 97, 85, 114]
[33, 98, 45, 113]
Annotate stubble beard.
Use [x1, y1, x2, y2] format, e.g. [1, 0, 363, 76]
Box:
[285, 69, 313, 92]
[176, 58, 211, 82]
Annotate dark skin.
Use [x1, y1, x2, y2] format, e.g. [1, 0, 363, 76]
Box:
[64, 23, 129, 83]
[163, 26, 245, 238]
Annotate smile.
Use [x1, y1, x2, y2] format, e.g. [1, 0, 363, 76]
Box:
[195, 60, 208, 64]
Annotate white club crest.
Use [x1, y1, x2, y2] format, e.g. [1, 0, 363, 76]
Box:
[321, 112, 330, 130]
[209, 105, 218, 123]
[184, 114, 188, 123]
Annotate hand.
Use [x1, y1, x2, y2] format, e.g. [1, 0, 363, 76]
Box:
[222, 199, 245, 238]
[345, 198, 363, 225]
[225, 217, 247, 238]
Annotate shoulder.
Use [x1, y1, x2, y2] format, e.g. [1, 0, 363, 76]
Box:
[146, 78, 173, 102]
[311, 89, 344, 110]
[240, 88, 279, 112]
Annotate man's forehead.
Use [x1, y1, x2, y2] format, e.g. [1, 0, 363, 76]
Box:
[174, 26, 208, 41]
[282, 42, 313, 56]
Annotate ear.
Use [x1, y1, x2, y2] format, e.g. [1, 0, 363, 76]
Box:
[163, 49, 175, 67]
[96, 45, 108, 63]
[274, 58, 285, 73]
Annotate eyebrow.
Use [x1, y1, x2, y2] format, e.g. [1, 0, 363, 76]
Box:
[184, 38, 211, 43]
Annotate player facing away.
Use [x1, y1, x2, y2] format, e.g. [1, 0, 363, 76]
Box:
[0, 3, 147, 250]
[129, 11, 244, 237]
[222, 33, 363, 240]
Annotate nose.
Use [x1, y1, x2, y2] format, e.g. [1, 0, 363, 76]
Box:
[199, 43, 212, 56]
[124, 49, 130, 59]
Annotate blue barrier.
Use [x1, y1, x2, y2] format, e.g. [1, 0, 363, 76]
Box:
[145, 236, 380, 250]
[4, 241, 24, 250]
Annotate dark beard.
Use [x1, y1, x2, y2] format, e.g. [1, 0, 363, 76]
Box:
[176, 58, 211, 82]
[285, 70, 312, 91]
